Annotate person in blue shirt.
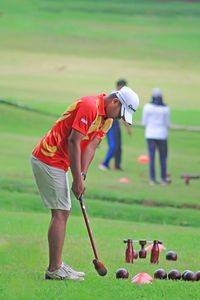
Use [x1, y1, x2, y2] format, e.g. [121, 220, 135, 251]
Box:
[99, 79, 131, 171]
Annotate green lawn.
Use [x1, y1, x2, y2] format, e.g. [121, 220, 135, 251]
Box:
[0, 211, 200, 300]
[0, 0, 200, 124]
[0, 104, 200, 215]
[0, 1, 200, 299]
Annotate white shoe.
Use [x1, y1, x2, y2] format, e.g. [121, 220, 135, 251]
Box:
[98, 164, 109, 171]
[45, 263, 84, 280]
[62, 263, 85, 277]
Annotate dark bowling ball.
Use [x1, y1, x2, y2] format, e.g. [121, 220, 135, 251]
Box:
[183, 271, 197, 281]
[195, 271, 200, 281]
[168, 269, 181, 280]
[166, 251, 177, 261]
[116, 268, 129, 279]
[154, 268, 167, 279]
[181, 270, 192, 280]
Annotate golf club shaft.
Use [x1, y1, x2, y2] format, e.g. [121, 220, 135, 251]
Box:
[79, 197, 99, 260]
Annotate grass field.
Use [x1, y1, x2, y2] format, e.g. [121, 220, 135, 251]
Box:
[0, 211, 200, 300]
[0, 0, 200, 299]
[0, 0, 200, 124]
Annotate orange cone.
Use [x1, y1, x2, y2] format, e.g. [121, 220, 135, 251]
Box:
[119, 177, 130, 184]
[137, 155, 149, 164]
[131, 272, 153, 284]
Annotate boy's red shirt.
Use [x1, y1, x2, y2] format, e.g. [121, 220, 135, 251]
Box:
[32, 94, 113, 171]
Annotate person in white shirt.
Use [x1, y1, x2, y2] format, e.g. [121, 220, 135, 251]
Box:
[142, 88, 170, 184]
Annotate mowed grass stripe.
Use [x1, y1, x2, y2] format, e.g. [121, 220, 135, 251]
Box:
[0, 51, 200, 114]
[1, 99, 200, 129]
[0, 106, 200, 211]
[0, 0, 200, 115]
[0, 190, 200, 228]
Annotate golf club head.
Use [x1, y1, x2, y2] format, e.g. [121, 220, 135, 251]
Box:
[93, 259, 107, 276]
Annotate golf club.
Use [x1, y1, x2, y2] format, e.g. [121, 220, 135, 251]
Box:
[79, 195, 107, 276]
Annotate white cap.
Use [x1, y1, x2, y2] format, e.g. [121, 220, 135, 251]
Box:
[152, 88, 162, 98]
[115, 86, 139, 125]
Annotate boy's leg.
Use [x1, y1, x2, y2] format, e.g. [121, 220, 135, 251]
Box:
[48, 209, 70, 271]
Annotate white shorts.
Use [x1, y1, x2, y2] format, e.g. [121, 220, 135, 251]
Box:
[31, 156, 71, 210]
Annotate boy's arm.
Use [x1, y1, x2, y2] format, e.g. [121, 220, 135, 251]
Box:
[80, 118, 113, 175]
[81, 137, 101, 175]
[68, 129, 86, 199]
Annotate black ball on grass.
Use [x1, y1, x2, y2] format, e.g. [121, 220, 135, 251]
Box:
[154, 268, 167, 279]
[166, 251, 177, 261]
[181, 270, 192, 280]
[183, 271, 197, 281]
[195, 271, 200, 281]
[116, 268, 129, 279]
[168, 269, 181, 280]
